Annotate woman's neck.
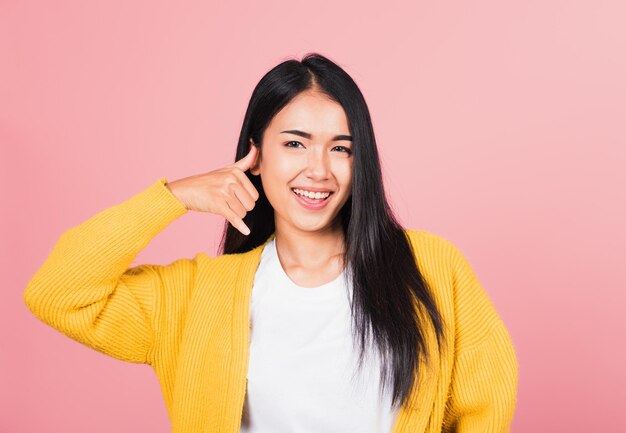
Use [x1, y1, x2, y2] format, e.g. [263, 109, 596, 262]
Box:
[273, 220, 345, 270]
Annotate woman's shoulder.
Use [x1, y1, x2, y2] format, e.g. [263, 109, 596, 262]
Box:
[192, 240, 268, 276]
[403, 228, 450, 243]
[401, 228, 479, 291]
[402, 228, 460, 261]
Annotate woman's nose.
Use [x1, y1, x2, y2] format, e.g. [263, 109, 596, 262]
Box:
[304, 147, 330, 179]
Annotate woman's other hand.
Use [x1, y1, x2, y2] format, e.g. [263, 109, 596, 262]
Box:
[165, 144, 260, 235]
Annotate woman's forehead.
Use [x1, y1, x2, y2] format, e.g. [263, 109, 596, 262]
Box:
[267, 94, 350, 136]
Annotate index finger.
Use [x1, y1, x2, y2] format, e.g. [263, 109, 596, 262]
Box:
[232, 168, 260, 202]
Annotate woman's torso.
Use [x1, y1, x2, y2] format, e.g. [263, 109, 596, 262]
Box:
[239, 238, 400, 432]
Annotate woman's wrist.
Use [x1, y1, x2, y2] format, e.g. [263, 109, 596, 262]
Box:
[165, 180, 189, 210]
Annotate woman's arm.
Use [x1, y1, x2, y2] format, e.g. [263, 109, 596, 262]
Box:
[24, 146, 260, 365]
[23, 178, 195, 365]
[441, 239, 519, 433]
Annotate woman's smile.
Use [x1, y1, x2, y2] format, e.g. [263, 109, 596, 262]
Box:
[291, 187, 334, 210]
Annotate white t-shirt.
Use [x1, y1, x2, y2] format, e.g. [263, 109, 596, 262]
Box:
[239, 238, 400, 432]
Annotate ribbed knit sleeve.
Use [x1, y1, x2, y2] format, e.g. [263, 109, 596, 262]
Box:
[440, 239, 519, 433]
[23, 177, 195, 365]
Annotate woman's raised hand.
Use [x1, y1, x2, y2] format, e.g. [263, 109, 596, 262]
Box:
[165, 145, 260, 235]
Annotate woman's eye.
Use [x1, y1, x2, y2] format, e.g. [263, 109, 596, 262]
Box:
[333, 146, 352, 155]
[285, 141, 304, 148]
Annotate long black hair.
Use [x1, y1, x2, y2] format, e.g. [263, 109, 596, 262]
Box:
[218, 53, 447, 410]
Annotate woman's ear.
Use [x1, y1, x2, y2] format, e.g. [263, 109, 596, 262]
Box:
[249, 138, 261, 176]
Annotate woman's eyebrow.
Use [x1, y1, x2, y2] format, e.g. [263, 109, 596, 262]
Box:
[280, 129, 352, 141]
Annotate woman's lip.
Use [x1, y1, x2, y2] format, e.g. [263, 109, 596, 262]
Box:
[291, 188, 332, 210]
[291, 186, 334, 193]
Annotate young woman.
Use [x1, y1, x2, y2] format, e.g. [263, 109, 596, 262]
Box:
[24, 53, 518, 432]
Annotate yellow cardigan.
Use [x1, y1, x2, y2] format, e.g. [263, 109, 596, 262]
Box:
[23, 177, 518, 433]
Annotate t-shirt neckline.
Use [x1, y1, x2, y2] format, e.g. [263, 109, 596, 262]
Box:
[267, 238, 345, 298]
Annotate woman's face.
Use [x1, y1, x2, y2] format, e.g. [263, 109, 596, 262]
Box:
[250, 89, 353, 234]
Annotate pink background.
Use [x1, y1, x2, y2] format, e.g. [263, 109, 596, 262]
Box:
[2, 1, 625, 432]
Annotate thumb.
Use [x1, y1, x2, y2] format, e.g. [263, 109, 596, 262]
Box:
[233, 143, 259, 172]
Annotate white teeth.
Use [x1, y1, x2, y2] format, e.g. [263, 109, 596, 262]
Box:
[293, 188, 331, 199]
